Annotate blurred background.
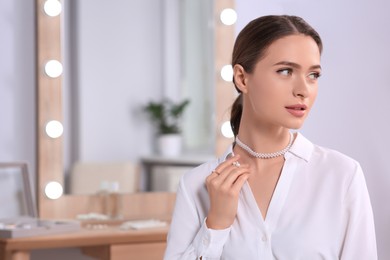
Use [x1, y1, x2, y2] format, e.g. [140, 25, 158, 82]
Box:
[1, 0, 389, 259]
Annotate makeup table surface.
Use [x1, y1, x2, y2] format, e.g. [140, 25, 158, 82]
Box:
[0, 222, 169, 260]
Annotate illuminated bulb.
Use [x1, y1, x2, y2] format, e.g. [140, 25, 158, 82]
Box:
[220, 64, 233, 82]
[45, 181, 63, 200]
[221, 121, 234, 138]
[220, 8, 237, 25]
[44, 0, 62, 17]
[44, 60, 63, 78]
[45, 120, 63, 138]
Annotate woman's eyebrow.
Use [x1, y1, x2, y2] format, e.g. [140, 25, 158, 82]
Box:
[273, 61, 322, 70]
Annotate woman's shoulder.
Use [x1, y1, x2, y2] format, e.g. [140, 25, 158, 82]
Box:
[294, 133, 361, 170]
[311, 142, 361, 172]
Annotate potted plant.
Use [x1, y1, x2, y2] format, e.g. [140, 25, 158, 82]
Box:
[144, 99, 190, 156]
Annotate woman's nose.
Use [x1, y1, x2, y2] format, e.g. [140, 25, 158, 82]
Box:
[293, 76, 309, 98]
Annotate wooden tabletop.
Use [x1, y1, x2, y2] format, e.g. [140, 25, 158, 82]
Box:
[0, 225, 169, 251]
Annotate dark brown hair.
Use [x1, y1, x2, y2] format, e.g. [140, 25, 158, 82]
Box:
[230, 15, 323, 136]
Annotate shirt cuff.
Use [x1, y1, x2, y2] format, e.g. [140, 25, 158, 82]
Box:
[193, 218, 231, 259]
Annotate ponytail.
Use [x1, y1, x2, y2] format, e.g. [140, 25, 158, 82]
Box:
[230, 94, 243, 137]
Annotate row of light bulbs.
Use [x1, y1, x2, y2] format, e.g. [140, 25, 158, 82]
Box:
[43, 0, 64, 142]
[42, 0, 64, 200]
[219, 8, 237, 139]
[219, 8, 236, 85]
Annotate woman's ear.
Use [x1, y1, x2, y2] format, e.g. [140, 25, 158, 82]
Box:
[233, 64, 248, 93]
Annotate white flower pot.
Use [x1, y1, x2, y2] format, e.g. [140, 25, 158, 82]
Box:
[157, 134, 182, 157]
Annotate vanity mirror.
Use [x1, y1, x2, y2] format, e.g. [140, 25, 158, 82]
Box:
[36, 0, 236, 218]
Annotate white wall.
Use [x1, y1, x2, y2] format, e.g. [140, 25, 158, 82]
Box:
[0, 0, 35, 192]
[235, 0, 390, 258]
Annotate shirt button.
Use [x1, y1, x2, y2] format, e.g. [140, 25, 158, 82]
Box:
[262, 235, 268, 242]
[202, 238, 209, 246]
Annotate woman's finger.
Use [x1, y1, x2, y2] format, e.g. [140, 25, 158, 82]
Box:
[222, 165, 250, 185]
[207, 153, 244, 185]
[230, 172, 250, 193]
[212, 166, 249, 192]
[214, 153, 241, 174]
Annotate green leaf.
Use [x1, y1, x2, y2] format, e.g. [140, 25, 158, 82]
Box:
[143, 99, 190, 135]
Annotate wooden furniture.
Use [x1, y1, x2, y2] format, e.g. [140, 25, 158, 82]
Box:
[0, 193, 175, 260]
[0, 224, 169, 260]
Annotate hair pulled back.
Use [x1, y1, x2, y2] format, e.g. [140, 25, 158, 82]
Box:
[230, 15, 323, 137]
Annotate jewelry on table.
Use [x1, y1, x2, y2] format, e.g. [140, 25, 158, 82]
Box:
[235, 132, 293, 159]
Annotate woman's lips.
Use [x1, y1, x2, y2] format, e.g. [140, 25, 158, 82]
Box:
[285, 104, 307, 117]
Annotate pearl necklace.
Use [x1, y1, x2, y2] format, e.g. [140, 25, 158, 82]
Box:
[235, 132, 293, 159]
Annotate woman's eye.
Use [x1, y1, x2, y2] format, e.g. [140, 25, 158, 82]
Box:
[308, 72, 321, 80]
[277, 68, 292, 76]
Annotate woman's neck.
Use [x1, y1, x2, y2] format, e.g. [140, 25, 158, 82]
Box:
[233, 127, 293, 172]
[235, 126, 291, 154]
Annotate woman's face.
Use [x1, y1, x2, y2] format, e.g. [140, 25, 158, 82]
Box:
[236, 34, 321, 130]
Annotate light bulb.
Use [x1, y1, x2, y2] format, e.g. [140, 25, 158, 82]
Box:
[221, 121, 234, 138]
[220, 8, 237, 26]
[45, 120, 63, 138]
[44, 0, 62, 17]
[44, 60, 63, 78]
[220, 65, 233, 82]
[44, 181, 63, 199]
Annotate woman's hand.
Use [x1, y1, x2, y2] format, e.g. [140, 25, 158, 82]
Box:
[205, 154, 250, 230]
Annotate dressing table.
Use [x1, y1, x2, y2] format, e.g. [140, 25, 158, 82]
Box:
[0, 224, 168, 260]
[0, 192, 174, 260]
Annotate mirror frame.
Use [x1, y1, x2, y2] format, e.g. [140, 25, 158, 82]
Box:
[36, 0, 236, 219]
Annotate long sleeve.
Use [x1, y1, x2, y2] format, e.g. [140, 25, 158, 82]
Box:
[164, 176, 230, 260]
[340, 164, 377, 259]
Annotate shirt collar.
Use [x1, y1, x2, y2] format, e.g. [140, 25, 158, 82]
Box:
[287, 132, 314, 162]
[218, 132, 314, 163]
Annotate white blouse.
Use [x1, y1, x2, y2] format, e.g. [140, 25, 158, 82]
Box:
[164, 133, 377, 260]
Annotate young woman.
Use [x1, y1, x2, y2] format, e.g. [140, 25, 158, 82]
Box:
[164, 15, 377, 259]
